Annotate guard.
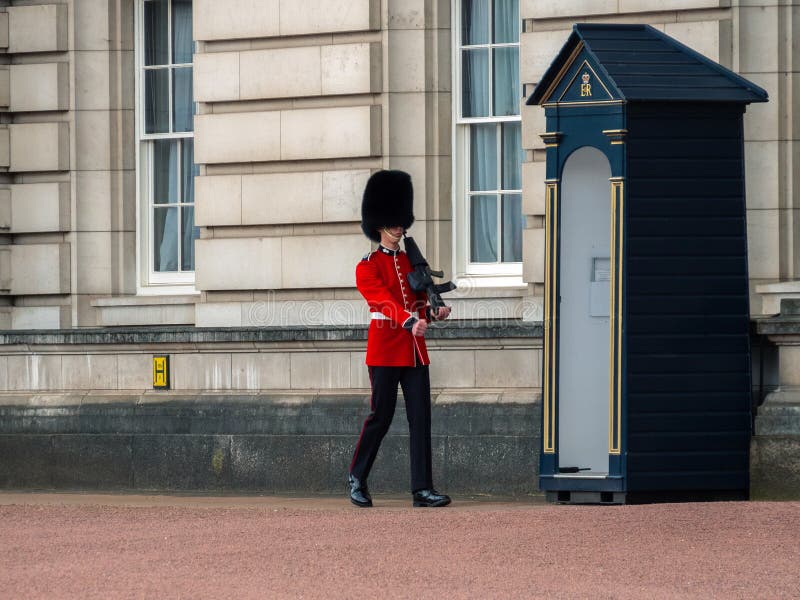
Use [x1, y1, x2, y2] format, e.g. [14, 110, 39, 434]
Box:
[348, 170, 452, 508]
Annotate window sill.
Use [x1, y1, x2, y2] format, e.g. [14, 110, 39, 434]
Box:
[91, 294, 199, 327]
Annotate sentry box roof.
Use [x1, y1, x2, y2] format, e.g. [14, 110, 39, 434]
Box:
[527, 23, 768, 106]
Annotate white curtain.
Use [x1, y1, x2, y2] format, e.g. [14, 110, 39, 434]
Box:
[155, 140, 179, 271]
[501, 123, 523, 261]
[462, 0, 489, 117]
[470, 124, 498, 262]
[493, 47, 519, 116]
[180, 139, 197, 270]
[172, 0, 193, 132]
[493, 0, 521, 117]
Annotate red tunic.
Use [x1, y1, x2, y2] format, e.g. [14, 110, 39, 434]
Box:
[356, 245, 430, 367]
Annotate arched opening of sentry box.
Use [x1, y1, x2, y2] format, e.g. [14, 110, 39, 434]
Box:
[558, 146, 612, 477]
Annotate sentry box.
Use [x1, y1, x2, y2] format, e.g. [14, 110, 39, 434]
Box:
[527, 24, 768, 504]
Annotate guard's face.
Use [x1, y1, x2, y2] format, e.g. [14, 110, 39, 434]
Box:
[379, 225, 404, 246]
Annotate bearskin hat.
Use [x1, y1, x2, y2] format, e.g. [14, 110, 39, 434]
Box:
[360, 170, 415, 243]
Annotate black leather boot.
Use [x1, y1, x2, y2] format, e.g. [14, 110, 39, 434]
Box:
[349, 474, 373, 507]
[412, 489, 451, 507]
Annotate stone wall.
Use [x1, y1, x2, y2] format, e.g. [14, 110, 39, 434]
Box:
[0, 321, 542, 494]
[0, 0, 135, 329]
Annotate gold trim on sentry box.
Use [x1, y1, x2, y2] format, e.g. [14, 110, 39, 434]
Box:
[539, 42, 585, 105]
[543, 181, 559, 454]
[608, 178, 624, 455]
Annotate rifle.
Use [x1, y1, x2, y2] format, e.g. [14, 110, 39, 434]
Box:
[402, 235, 456, 311]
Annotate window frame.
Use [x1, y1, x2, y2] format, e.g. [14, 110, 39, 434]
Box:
[134, 0, 197, 294]
[452, 0, 524, 285]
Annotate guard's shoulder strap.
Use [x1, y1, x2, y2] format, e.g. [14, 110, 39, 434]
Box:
[361, 251, 375, 261]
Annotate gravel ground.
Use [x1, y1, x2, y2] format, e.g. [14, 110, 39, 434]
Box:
[0, 493, 798, 599]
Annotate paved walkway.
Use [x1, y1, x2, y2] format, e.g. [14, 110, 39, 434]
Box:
[1, 492, 799, 599]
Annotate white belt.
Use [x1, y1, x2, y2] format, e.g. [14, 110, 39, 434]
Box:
[370, 312, 389, 320]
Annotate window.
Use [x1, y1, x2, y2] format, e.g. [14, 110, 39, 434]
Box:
[455, 0, 524, 278]
[136, 0, 197, 288]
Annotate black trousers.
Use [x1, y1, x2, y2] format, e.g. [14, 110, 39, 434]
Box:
[349, 364, 433, 492]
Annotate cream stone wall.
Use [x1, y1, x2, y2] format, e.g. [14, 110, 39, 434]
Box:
[0, 337, 540, 392]
[191, 0, 451, 327]
[0, 1, 136, 329]
[0, 0, 793, 339]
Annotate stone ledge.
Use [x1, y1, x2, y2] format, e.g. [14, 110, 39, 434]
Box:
[0, 320, 543, 346]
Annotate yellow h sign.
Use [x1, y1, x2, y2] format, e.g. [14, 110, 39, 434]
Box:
[153, 355, 170, 389]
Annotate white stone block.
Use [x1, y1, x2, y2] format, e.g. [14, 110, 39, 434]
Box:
[9, 63, 69, 112]
[521, 30, 570, 85]
[195, 175, 242, 226]
[171, 353, 232, 390]
[619, 0, 727, 12]
[241, 172, 323, 225]
[289, 352, 350, 389]
[195, 237, 282, 290]
[241, 298, 368, 327]
[8, 4, 67, 53]
[75, 170, 135, 232]
[62, 354, 118, 390]
[11, 306, 62, 330]
[522, 0, 616, 19]
[322, 170, 369, 222]
[0, 13, 7, 49]
[280, 105, 381, 161]
[75, 51, 111, 110]
[194, 0, 279, 41]
[0, 127, 8, 167]
[428, 350, 476, 388]
[232, 353, 291, 389]
[76, 232, 112, 294]
[522, 227, 545, 284]
[279, 0, 379, 36]
[388, 30, 425, 92]
[522, 161, 546, 216]
[75, 110, 118, 171]
[117, 354, 152, 389]
[241, 46, 320, 100]
[193, 52, 240, 102]
[664, 20, 730, 65]
[195, 302, 243, 327]
[0, 67, 8, 108]
[388, 93, 426, 156]
[350, 352, 370, 389]
[745, 141, 779, 211]
[321, 43, 380, 96]
[0, 189, 9, 229]
[10, 182, 70, 233]
[94, 296, 196, 327]
[281, 234, 368, 288]
[9, 122, 69, 172]
[736, 6, 780, 73]
[10, 243, 70, 295]
[8, 355, 63, 391]
[0, 247, 8, 291]
[521, 102, 545, 150]
[747, 209, 779, 280]
[195, 111, 281, 164]
[476, 348, 538, 388]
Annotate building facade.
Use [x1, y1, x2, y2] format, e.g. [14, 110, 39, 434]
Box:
[0, 0, 797, 496]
